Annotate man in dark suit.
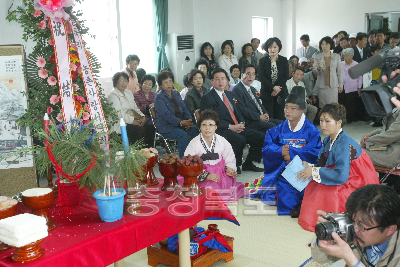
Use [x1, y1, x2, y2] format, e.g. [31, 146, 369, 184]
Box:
[232, 64, 282, 133]
[200, 68, 264, 173]
[333, 31, 348, 54]
[353, 32, 369, 63]
[353, 32, 371, 122]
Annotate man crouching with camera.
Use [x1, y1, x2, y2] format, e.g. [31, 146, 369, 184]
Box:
[310, 184, 400, 267]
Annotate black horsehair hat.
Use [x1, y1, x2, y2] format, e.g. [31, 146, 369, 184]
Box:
[285, 86, 306, 110]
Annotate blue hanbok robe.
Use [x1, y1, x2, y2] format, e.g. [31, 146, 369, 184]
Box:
[252, 114, 322, 215]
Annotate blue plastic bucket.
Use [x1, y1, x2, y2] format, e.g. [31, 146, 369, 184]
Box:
[93, 188, 126, 222]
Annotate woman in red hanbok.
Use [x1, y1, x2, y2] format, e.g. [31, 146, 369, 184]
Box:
[296, 103, 379, 232]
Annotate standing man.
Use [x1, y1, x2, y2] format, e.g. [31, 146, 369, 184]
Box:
[333, 31, 348, 54]
[353, 32, 369, 63]
[389, 32, 400, 49]
[286, 67, 318, 123]
[367, 30, 376, 48]
[349, 33, 357, 48]
[251, 38, 264, 69]
[376, 29, 391, 52]
[297, 34, 318, 59]
[200, 68, 265, 173]
[232, 64, 283, 134]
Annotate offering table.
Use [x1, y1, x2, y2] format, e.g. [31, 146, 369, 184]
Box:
[0, 178, 238, 267]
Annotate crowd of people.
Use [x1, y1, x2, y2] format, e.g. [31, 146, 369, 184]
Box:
[105, 28, 400, 266]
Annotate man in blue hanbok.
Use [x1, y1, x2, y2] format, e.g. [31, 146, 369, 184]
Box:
[252, 86, 322, 215]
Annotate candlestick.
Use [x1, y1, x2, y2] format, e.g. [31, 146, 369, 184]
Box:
[44, 113, 50, 147]
[44, 113, 54, 189]
[120, 118, 129, 152]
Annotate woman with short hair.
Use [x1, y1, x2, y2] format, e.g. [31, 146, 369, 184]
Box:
[123, 54, 141, 94]
[297, 103, 379, 232]
[200, 42, 220, 77]
[341, 48, 362, 123]
[184, 69, 208, 115]
[313, 36, 343, 108]
[180, 109, 248, 202]
[258, 37, 289, 120]
[108, 71, 154, 147]
[229, 64, 241, 85]
[218, 40, 238, 75]
[134, 74, 156, 123]
[154, 71, 199, 158]
[238, 43, 253, 70]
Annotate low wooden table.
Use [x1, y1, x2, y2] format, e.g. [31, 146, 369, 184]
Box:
[147, 235, 234, 267]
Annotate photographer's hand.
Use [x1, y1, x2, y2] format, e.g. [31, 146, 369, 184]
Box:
[316, 210, 328, 224]
[319, 232, 359, 267]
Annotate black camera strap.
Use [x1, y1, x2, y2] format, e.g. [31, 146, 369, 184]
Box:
[354, 230, 399, 267]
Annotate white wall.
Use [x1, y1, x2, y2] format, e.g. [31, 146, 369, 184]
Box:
[168, 0, 282, 63]
[0, 0, 35, 54]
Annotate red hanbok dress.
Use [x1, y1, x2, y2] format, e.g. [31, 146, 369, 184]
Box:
[298, 130, 379, 232]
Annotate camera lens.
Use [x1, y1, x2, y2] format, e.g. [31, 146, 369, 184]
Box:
[315, 221, 338, 240]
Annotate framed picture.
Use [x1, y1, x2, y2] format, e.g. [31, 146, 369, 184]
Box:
[0, 45, 37, 196]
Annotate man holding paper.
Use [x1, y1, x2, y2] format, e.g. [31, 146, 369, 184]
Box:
[251, 86, 321, 215]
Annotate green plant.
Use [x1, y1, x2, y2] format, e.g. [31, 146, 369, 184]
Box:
[6, 0, 118, 139]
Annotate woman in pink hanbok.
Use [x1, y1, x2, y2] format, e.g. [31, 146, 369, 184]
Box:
[178, 109, 248, 202]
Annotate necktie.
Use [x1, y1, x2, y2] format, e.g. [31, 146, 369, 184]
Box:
[248, 87, 264, 115]
[304, 47, 307, 57]
[360, 49, 363, 59]
[222, 93, 238, 124]
[370, 245, 380, 265]
[253, 51, 256, 57]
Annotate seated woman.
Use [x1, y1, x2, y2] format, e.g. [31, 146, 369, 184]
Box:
[195, 60, 212, 90]
[122, 54, 141, 94]
[184, 69, 208, 115]
[179, 74, 192, 100]
[297, 103, 379, 232]
[154, 71, 199, 158]
[228, 64, 241, 86]
[135, 68, 146, 88]
[218, 40, 238, 75]
[199, 42, 220, 77]
[180, 109, 248, 202]
[158, 68, 183, 92]
[133, 75, 156, 124]
[108, 72, 154, 147]
[238, 43, 254, 70]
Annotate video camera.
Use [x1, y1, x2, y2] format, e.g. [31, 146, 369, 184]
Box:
[349, 46, 400, 117]
[315, 212, 354, 242]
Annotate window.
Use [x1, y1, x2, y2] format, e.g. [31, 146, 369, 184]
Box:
[252, 17, 273, 50]
[74, 0, 156, 78]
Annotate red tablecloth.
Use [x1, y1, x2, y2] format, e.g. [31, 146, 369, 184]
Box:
[0, 179, 238, 267]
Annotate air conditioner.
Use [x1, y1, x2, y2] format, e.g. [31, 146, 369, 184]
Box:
[166, 34, 195, 88]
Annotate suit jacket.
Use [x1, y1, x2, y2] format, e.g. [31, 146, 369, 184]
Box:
[232, 82, 267, 125]
[252, 50, 264, 68]
[200, 88, 245, 130]
[302, 72, 318, 97]
[258, 54, 289, 102]
[353, 46, 370, 63]
[312, 52, 343, 89]
[296, 46, 318, 59]
[184, 86, 209, 115]
[154, 89, 192, 133]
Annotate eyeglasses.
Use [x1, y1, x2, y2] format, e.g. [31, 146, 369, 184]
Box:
[353, 221, 381, 232]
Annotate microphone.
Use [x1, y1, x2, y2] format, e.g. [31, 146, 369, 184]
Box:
[348, 55, 383, 79]
[349, 47, 400, 79]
